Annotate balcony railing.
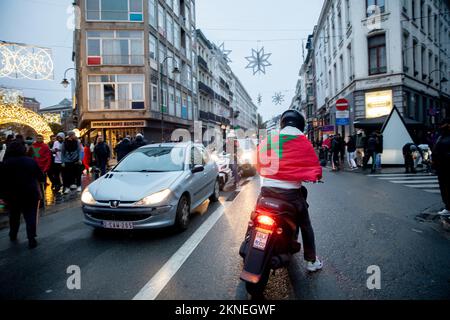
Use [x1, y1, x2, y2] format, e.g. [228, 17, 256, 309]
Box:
[198, 55, 208, 70]
[198, 110, 230, 125]
[198, 81, 214, 98]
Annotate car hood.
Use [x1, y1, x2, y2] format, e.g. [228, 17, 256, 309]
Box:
[88, 171, 183, 202]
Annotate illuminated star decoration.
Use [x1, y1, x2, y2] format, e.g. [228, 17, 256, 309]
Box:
[257, 94, 262, 106]
[272, 92, 285, 105]
[216, 42, 232, 63]
[245, 47, 272, 75]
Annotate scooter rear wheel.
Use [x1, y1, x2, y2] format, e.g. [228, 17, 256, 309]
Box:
[245, 267, 270, 299]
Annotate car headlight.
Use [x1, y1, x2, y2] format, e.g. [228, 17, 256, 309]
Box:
[81, 189, 96, 205]
[135, 189, 171, 206]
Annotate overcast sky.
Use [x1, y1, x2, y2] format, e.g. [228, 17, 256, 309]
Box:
[0, 0, 324, 121]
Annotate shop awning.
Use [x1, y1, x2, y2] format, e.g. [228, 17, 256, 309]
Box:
[354, 115, 423, 128]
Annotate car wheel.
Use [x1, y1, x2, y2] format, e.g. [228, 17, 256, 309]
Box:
[209, 179, 220, 202]
[175, 195, 190, 232]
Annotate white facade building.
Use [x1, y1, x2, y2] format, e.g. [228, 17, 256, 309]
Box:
[311, 0, 450, 141]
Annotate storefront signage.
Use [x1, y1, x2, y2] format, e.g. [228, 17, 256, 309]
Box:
[365, 90, 393, 119]
[91, 120, 146, 128]
[321, 125, 335, 135]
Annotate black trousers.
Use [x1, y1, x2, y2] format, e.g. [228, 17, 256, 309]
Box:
[63, 163, 82, 188]
[8, 199, 39, 240]
[259, 187, 316, 262]
[404, 154, 415, 173]
[437, 171, 450, 210]
[48, 162, 62, 188]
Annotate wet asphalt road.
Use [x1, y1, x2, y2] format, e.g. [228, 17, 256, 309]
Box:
[0, 169, 449, 300]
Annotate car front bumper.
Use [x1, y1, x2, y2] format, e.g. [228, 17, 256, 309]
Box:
[82, 204, 177, 230]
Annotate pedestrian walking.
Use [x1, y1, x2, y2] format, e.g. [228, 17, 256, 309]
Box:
[364, 133, 378, 174]
[48, 133, 64, 192]
[346, 135, 357, 169]
[115, 136, 133, 162]
[93, 136, 111, 176]
[130, 133, 147, 151]
[31, 134, 52, 205]
[82, 141, 92, 174]
[402, 142, 417, 174]
[355, 129, 366, 167]
[375, 131, 383, 171]
[432, 118, 450, 216]
[331, 135, 341, 171]
[61, 131, 83, 194]
[0, 141, 45, 249]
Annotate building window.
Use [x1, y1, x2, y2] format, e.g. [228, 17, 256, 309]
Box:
[412, 38, 418, 76]
[149, 34, 158, 65]
[151, 83, 158, 111]
[88, 74, 145, 111]
[167, 14, 174, 45]
[149, 0, 157, 28]
[368, 34, 387, 75]
[175, 89, 182, 117]
[169, 85, 175, 116]
[86, 31, 144, 66]
[402, 32, 409, 72]
[174, 23, 181, 50]
[158, 4, 166, 37]
[366, 0, 385, 17]
[86, 0, 143, 21]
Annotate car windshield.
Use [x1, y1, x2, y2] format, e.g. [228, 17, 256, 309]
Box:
[113, 147, 185, 172]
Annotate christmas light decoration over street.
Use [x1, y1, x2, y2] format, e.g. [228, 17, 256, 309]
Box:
[217, 42, 232, 63]
[272, 92, 285, 105]
[245, 47, 272, 75]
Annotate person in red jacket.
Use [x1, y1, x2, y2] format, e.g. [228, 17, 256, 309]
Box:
[31, 134, 52, 175]
[257, 110, 323, 272]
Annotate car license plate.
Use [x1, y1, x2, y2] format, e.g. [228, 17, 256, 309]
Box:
[253, 231, 269, 250]
[102, 221, 134, 230]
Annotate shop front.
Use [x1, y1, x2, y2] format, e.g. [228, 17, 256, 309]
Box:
[84, 120, 147, 159]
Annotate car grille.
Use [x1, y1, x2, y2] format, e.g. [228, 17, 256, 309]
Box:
[88, 213, 152, 222]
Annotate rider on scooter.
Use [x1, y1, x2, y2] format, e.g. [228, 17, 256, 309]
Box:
[257, 110, 323, 272]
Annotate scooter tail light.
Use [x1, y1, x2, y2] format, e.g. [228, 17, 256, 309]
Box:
[256, 215, 276, 228]
[276, 227, 283, 235]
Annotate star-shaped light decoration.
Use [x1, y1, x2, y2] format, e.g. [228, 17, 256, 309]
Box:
[216, 42, 232, 63]
[272, 92, 285, 105]
[256, 94, 262, 106]
[245, 47, 272, 75]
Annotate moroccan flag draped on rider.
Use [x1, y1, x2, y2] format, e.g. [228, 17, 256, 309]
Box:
[257, 133, 322, 182]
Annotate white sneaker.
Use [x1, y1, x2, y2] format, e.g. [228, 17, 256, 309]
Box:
[438, 209, 450, 216]
[64, 188, 70, 194]
[77, 186, 82, 192]
[70, 184, 77, 190]
[306, 257, 323, 272]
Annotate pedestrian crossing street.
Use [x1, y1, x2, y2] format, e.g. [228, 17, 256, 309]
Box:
[366, 172, 441, 194]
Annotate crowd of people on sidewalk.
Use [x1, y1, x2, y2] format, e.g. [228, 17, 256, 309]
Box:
[0, 131, 148, 249]
[317, 130, 383, 173]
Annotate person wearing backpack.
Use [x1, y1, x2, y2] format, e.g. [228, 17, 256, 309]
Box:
[432, 118, 450, 216]
[93, 136, 111, 176]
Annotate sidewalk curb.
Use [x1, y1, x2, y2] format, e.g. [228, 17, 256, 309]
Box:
[0, 198, 81, 231]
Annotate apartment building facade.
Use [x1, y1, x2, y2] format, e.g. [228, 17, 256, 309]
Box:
[196, 29, 258, 141]
[306, 0, 450, 141]
[74, 0, 198, 148]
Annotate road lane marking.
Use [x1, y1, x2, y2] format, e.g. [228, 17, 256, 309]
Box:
[404, 184, 440, 188]
[424, 189, 441, 194]
[377, 176, 437, 180]
[133, 205, 225, 300]
[390, 180, 438, 184]
[367, 173, 434, 177]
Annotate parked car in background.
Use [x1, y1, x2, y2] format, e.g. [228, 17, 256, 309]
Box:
[81, 142, 219, 232]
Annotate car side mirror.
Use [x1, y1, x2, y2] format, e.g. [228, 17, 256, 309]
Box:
[191, 164, 204, 173]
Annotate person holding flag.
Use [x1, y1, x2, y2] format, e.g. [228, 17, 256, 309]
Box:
[257, 109, 324, 272]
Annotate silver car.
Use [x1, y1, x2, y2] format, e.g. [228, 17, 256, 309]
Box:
[82, 142, 219, 231]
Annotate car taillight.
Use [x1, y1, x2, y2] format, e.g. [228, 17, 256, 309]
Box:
[256, 215, 276, 228]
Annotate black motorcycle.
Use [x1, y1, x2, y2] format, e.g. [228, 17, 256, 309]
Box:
[239, 186, 312, 298]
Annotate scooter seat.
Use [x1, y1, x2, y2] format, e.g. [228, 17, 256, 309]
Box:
[257, 197, 297, 214]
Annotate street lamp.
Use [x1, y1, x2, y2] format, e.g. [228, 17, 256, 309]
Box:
[159, 56, 181, 142]
[61, 67, 76, 88]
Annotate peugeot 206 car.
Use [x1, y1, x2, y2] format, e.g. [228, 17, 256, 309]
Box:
[81, 142, 219, 231]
